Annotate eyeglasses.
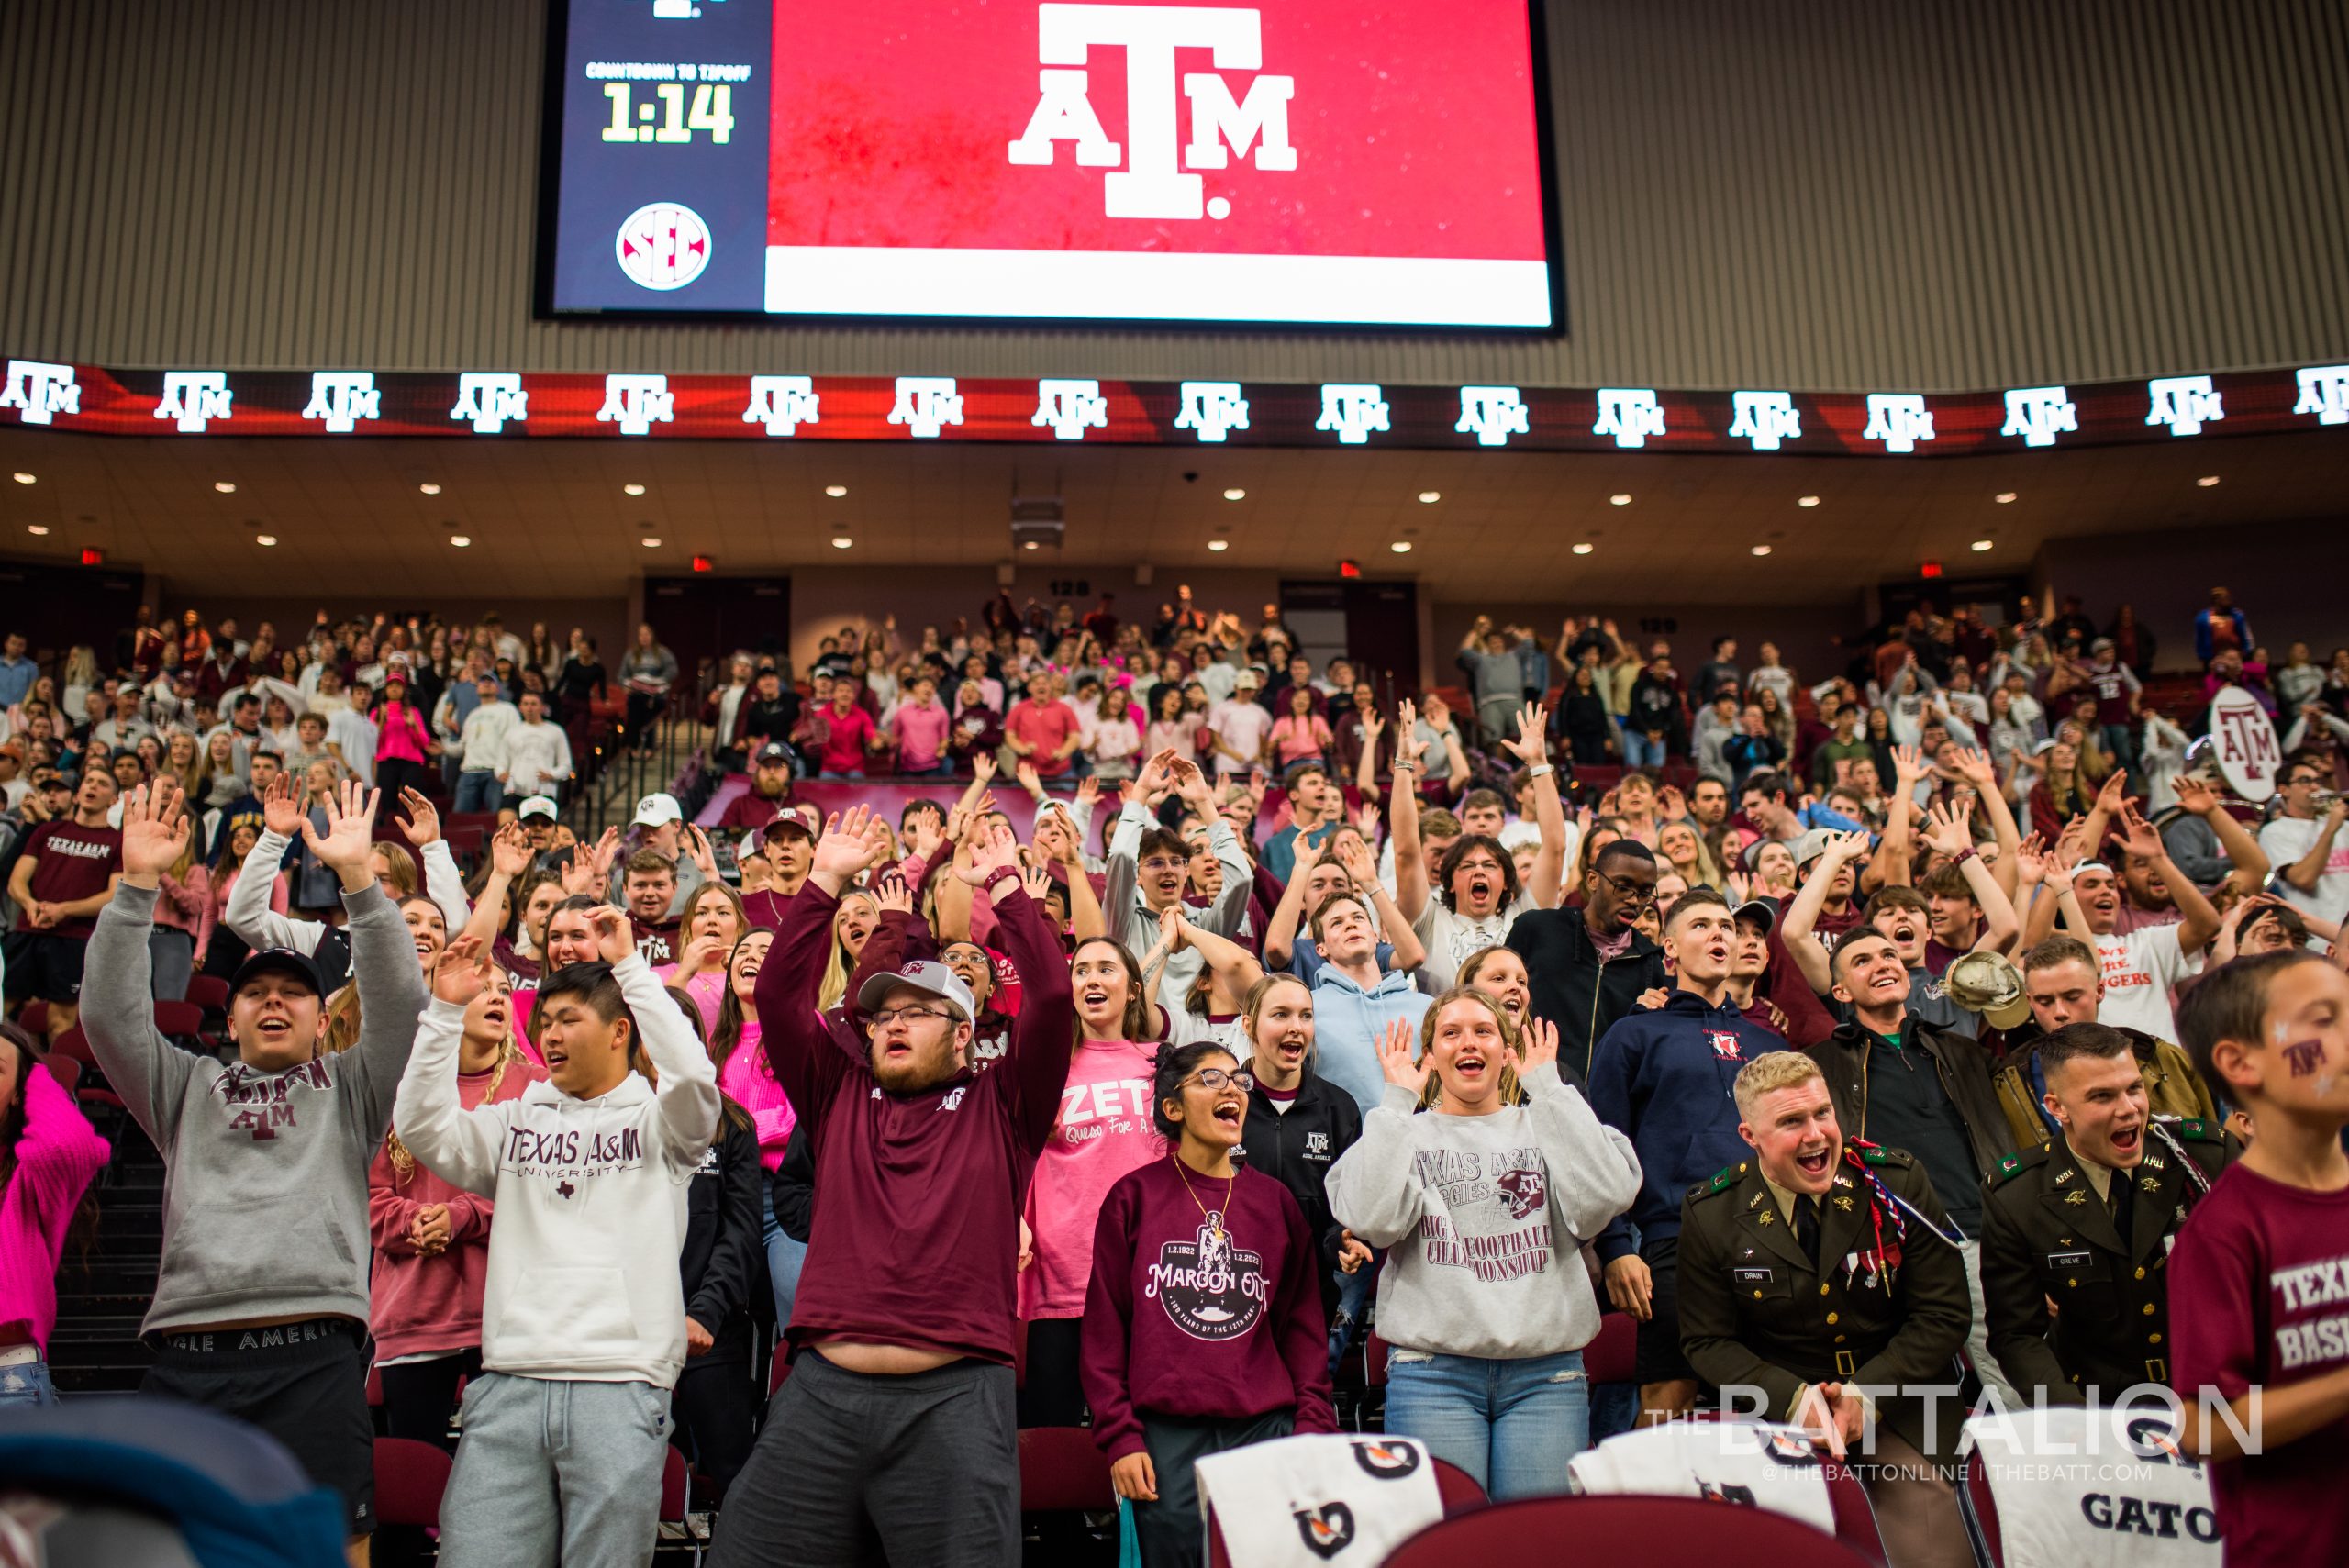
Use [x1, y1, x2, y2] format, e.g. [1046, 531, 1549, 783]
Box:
[1140, 856, 1189, 872]
[1185, 1068, 1256, 1093]
[1596, 872, 1658, 905]
[2284, 774, 2321, 788]
[870, 1005, 955, 1029]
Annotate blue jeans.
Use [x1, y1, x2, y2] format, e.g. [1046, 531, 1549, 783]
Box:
[1329, 1257, 1376, 1370]
[0, 1355, 59, 1407]
[763, 1186, 807, 1329]
[1382, 1347, 1588, 1500]
[453, 770, 503, 815]
[1619, 728, 1666, 770]
[817, 769, 866, 781]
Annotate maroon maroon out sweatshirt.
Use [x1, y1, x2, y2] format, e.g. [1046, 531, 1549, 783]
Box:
[1079, 1158, 1337, 1461]
[756, 873, 1072, 1366]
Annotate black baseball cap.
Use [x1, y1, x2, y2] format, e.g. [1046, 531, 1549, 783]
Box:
[754, 743, 791, 766]
[229, 947, 325, 998]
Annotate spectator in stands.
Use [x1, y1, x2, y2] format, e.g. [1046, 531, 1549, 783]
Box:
[497, 690, 571, 812]
[146, 815, 211, 1003]
[0, 1019, 111, 1408]
[1082, 1038, 1338, 1566]
[2193, 585, 2252, 666]
[710, 929, 801, 1327]
[888, 672, 953, 778]
[715, 809, 1068, 1568]
[2260, 760, 2349, 930]
[394, 916, 718, 1568]
[1002, 672, 1081, 782]
[672, 1014, 766, 1499]
[1994, 933, 2217, 1149]
[607, 794, 707, 919]
[1262, 762, 1344, 884]
[1103, 753, 1251, 1014]
[1237, 974, 1368, 1317]
[1266, 683, 1331, 773]
[4, 768, 122, 1044]
[450, 673, 517, 815]
[730, 666, 799, 767]
[1508, 840, 1668, 1086]
[618, 622, 680, 742]
[2055, 808, 2221, 1041]
[1201, 669, 1271, 779]
[1089, 684, 1142, 783]
[1553, 662, 1619, 764]
[1329, 995, 1640, 1496]
[806, 675, 885, 780]
[0, 633, 33, 710]
[88, 777, 423, 1553]
[1394, 705, 1564, 990]
[1457, 618, 1536, 742]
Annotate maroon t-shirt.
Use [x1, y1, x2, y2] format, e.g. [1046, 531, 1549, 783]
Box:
[15, 819, 122, 937]
[1079, 1158, 1336, 1461]
[2170, 1162, 2349, 1568]
[716, 789, 793, 831]
[756, 877, 1072, 1365]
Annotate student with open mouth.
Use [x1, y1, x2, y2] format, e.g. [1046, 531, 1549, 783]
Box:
[1236, 974, 1369, 1323]
[1327, 989, 1642, 1497]
[1080, 1039, 1337, 1567]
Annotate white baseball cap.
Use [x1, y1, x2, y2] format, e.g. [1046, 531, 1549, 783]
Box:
[632, 792, 683, 828]
[518, 795, 560, 822]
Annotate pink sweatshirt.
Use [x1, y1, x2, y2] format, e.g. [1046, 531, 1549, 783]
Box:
[154, 865, 214, 956]
[0, 1066, 111, 1351]
[1019, 1038, 1165, 1321]
[366, 1055, 543, 1361]
[719, 1020, 795, 1172]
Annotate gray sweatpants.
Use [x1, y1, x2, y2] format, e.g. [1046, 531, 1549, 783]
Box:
[438, 1372, 673, 1568]
[710, 1351, 1019, 1568]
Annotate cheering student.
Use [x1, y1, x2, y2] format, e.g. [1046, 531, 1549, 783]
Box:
[709, 929, 805, 1327]
[712, 806, 1072, 1568]
[1328, 991, 1642, 1497]
[83, 777, 426, 1559]
[0, 1021, 112, 1408]
[1081, 1040, 1337, 1568]
[367, 962, 540, 1448]
[391, 913, 719, 1568]
[1237, 973, 1370, 1318]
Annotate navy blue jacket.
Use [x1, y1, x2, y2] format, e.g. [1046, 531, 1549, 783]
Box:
[1586, 988, 1783, 1262]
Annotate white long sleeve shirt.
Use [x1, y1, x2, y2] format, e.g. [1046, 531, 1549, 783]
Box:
[222, 827, 469, 955]
[457, 699, 520, 775]
[501, 719, 573, 797]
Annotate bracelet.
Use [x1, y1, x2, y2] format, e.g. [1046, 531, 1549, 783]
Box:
[1527, 762, 1555, 778]
[1391, 759, 1415, 773]
[1952, 845, 1977, 865]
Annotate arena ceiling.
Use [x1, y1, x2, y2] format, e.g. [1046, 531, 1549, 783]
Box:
[3, 424, 2343, 606]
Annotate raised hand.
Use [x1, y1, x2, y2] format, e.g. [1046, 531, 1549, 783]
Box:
[1173, 757, 1216, 810]
[560, 851, 601, 897]
[432, 935, 494, 1007]
[262, 771, 305, 839]
[1499, 703, 1550, 765]
[491, 823, 532, 879]
[1949, 746, 1997, 787]
[682, 824, 719, 879]
[1019, 862, 1053, 906]
[1075, 774, 1101, 812]
[673, 930, 728, 976]
[1375, 1016, 1430, 1095]
[2172, 773, 2220, 817]
[873, 870, 915, 917]
[1658, 783, 1687, 821]
[120, 779, 193, 882]
[1359, 711, 1386, 754]
[396, 788, 441, 846]
[955, 818, 1020, 885]
[1822, 828, 1873, 866]
[1015, 759, 1042, 797]
[2012, 833, 2048, 887]
[1520, 1015, 1559, 1075]
[587, 826, 624, 884]
[970, 752, 997, 786]
[584, 904, 635, 966]
[301, 779, 383, 879]
[2118, 804, 2164, 862]
[1891, 743, 1926, 784]
[1335, 833, 1379, 892]
[1920, 802, 1972, 859]
[1355, 801, 1381, 842]
[907, 810, 947, 863]
[2093, 769, 2129, 816]
[813, 806, 891, 884]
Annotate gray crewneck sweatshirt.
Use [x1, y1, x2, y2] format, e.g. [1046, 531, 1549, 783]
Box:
[83, 879, 429, 1334]
[1327, 1062, 1642, 1361]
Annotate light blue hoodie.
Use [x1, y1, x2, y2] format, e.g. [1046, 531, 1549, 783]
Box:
[1309, 963, 1434, 1117]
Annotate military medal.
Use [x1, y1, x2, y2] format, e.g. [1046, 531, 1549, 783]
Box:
[2141, 1173, 2160, 1193]
[1833, 1195, 1854, 1212]
[2065, 1189, 2087, 1206]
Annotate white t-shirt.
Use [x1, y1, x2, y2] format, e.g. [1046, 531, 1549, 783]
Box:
[2257, 816, 2349, 929]
[1205, 697, 1272, 775]
[1412, 891, 1534, 992]
[2094, 925, 2202, 1040]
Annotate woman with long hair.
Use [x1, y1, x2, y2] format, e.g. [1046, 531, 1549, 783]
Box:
[1328, 991, 1641, 1498]
[1656, 819, 1723, 896]
[1081, 1038, 1338, 1566]
[1143, 683, 1201, 762]
[0, 1024, 111, 1407]
[495, 871, 568, 986]
[149, 822, 212, 1002]
[662, 881, 749, 1034]
[1019, 936, 1168, 1425]
[1266, 684, 1332, 771]
[204, 818, 287, 977]
[163, 729, 203, 798]
[710, 929, 805, 1328]
[1554, 663, 1618, 765]
[367, 968, 540, 1447]
[195, 728, 247, 811]
[1237, 974, 1368, 1320]
[1091, 684, 1142, 783]
[1754, 684, 1797, 756]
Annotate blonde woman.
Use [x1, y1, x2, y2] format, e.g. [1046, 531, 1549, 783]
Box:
[195, 728, 247, 811]
[816, 889, 881, 1012]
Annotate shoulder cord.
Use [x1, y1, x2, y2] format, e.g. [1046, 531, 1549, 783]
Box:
[2147, 1121, 2214, 1198]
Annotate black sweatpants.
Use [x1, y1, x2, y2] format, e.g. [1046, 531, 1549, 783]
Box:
[1018, 1316, 1087, 1428]
[377, 1349, 482, 1451]
[709, 1351, 1018, 1568]
[1132, 1408, 1296, 1568]
[670, 1353, 758, 1496]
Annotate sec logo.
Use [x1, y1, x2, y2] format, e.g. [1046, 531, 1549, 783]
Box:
[615, 202, 711, 291]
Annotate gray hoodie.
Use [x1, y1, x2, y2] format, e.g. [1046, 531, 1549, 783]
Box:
[83, 880, 429, 1334]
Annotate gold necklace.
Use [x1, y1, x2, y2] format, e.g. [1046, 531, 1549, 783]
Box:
[1174, 1152, 1234, 1242]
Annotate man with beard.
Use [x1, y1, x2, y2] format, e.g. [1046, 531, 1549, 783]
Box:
[1508, 840, 1668, 1087]
[1677, 1051, 1971, 1568]
[713, 806, 1069, 1568]
[717, 743, 797, 831]
[1978, 1021, 2228, 1407]
[1587, 890, 1782, 1423]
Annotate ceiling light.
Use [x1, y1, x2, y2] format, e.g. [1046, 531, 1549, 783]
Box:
[448, 534, 473, 548]
[419, 482, 441, 495]
[1750, 545, 1773, 557]
[1418, 491, 1442, 505]
[831, 535, 854, 549]
[1971, 539, 1994, 552]
[1994, 492, 2017, 505]
[1390, 539, 1413, 553]
[640, 536, 662, 548]
[256, 534, 278, 547]
[1222, 487, 1245, 501]
[12, 473, 34, 484]
[824, 484, 847, 498]
[623, 483, 646, 496]
[213, 481, 237, 494]
[1573, 541, 1594, 555]
[1609, 494, 1631, 506]
[1796, 495, 1820, 508]
[26, 524, 50, 536]
[2195, 475, 2220, 488]
[1207, 539, 1229, 552]
[1022, 539, 1041, 550]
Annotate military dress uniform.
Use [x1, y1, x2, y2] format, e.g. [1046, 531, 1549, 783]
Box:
[1676, 1143, 1973, 1465]
[1978, 1116, 2229, 1404]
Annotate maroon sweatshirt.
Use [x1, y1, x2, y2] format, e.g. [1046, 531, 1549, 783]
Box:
[1079, 1158, 1337, 1462]
[756, 874, 1072, 1366]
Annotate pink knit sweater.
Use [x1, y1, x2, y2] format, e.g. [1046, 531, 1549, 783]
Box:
[1, 1066, 111, 1352]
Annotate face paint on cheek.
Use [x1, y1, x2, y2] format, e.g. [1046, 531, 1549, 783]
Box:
[2279, 1038, 2328, 1078]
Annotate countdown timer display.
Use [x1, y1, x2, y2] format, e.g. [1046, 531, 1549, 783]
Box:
[540, 0, 1561, 329]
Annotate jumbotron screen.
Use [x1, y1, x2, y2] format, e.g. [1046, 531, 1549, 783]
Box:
[540, 0, 1559, 328]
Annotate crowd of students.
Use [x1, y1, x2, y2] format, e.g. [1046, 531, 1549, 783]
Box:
[2, 584, 2348, 1568]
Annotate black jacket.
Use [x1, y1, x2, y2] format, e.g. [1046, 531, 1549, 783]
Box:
[1508, 909, 1669, 1088]
[1808, 1014, 2015, 1179]
[773, 1121, 815, 1245]
[682, 1111, 768, 1361]
[1239, 1069, 1362, 1310]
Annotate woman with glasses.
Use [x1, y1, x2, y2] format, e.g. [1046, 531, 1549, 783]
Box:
[1019, 937, 1172, 1425]
[1080, 1040, 1336, 1567]
[1328, 990, 1642, 1498]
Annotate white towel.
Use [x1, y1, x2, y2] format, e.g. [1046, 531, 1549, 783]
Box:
[1958, 1407, 2220, 1568]
[1565, 1420, 1837, 1533]
[1194, 1433, 1444, 1568]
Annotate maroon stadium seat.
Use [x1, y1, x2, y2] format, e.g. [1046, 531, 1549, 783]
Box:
[1383, 1495, 1878, 1568]
[1584, 1313, 1635, 1385]
[372, 1437, 451, 1529]
[1208, 1453, 1486, 1568]
[1019, 1426, 1115, 1514]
